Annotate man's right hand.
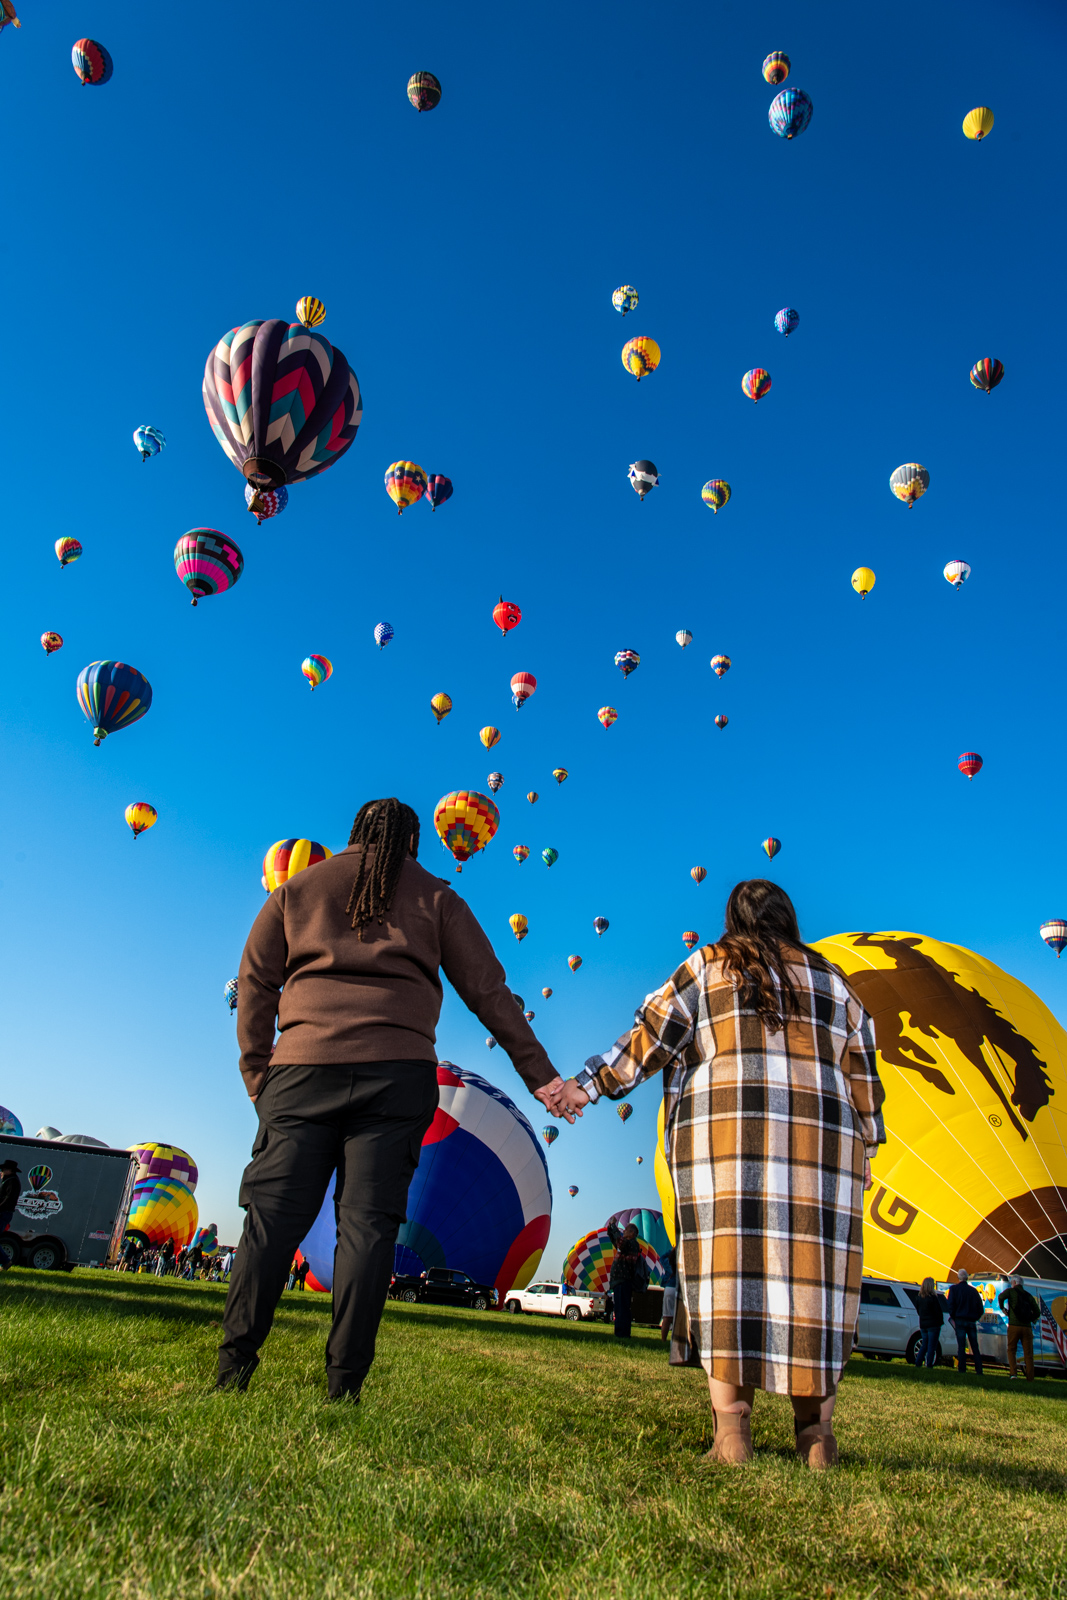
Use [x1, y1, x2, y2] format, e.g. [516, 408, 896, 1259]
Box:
[554, 1079, 590, 1124]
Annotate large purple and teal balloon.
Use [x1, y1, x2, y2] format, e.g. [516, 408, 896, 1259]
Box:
[173, 530, 244, 606]
[76, 661, 152, 747]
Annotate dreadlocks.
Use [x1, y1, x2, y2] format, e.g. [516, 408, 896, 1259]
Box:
[344, 798, 421, 938]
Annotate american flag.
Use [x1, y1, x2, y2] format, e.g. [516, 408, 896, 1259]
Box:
[1039, 1298, 1067, 1366]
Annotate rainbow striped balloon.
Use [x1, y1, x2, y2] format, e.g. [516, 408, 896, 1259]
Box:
[76, 661, 152, 746]
[301, 655, 333, 690]
[56, 537, 82, 567]
[173, 530, 244, 606]
[262, 838, 334, 892]
[742, 368, 772, 402]
[562, 1225, 666, 1294]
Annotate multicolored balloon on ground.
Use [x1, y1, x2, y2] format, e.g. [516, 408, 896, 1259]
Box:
[173, 530, 244, 606]
[852, 566, 876, 598]
[944, 560, 970, 591]
[593, 917, 609, 937]
[958, 752, 983, 781]
[769, 87, 813, 138]
[493, 598, 522, 637]
[511, 672, 536, 708]
[296, 296, 326, 329]
[628, 461, 659, 500]
[41, 633, 63, 655]
[542, 848, 558, 869]
[125, 1141, 199, 1250]
[762, 837, 781, 859]
[962, 106, 994, 141]
[431, 693, 452, 725]
[682, 931, 699, 951]
[970, 358, 1004, 394]
[598, 706, 617, 729]
[125, 802, 157, 840]
[562, 1222, 666, 1292]
[433, 790, 500, 871]
[0, 1106, 23, 1137]
[384, 461, 428, 514]
[301, 1063, 551, 1295]
[190, 1223, 219, 1258]
[701, 480, 730, 512]
[224, 978, 238, 1014]
[72, 38, 112, 84]
[1040, 921, 1067, 959]
[76, 661, 153, 747]
[487, 772, 504, 793]
[262, 838, 333, 892]
[301, 655, 332, 690]
[691, 866, 706, 884]
[244, 484, 288, 524]
[774, 307, 800, 336]
[762, 51, 790, 84]
[374, 622, 394, 649]
[56, 537, 81, 568]
[742, 368, 772, 402]
[612, 286, 639, 316]
[676, 630, 692, 649]
[425, 474, 453, 511]
[510, 914, 529, 942]
[890, 463, 929, 507]
[614, 649, 640, 679]
[407, 71, 442, 112]
[552, 768, 568, 785]
[621, 337, 660, 381]
[133, 425, 165, 461]
[568, 955, 582, 972]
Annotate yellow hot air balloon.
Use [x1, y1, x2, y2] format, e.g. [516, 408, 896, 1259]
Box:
[552, 768, 568, 785]
[851, 566, 876, 599]
[812, 930, 1067, 1284]
[479, 726, 501, 750]
[124, 802, 158, 840]
[262, 839, 333, 892]
[621, 336, 661, 382]
[962, 106, 994, 141]
[295, 296, 326, 328]
[655, 1097, 676, 1248]
[431, 693, 452, 725]
[509, 913, 529, 942]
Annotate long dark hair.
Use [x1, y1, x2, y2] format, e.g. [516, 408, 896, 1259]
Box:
[344, 798, 420, 938]
[716, 879, 833, 1031]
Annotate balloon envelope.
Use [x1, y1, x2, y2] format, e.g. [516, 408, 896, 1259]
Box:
[774, 307, 800, 336]
[41, 632, 63, 655]
[133, 425, 166, 460]
[76, 661, 152, 746]
[742, 368, 771, 402]
[701, 480, 730, 512]
[612, 286, 639, 315]
[296, 296, 326, 329]
[691, 866, 707, 884]
[434, 791, 500, 866]
[598, 707, 618, 729]
[543, 1126, 559, 1146]
[430, 693, 452, 724]
[1040, 921, 1067, 958]
[244, 484, 288, 523]
[407, 71, 441, 111]
[480, 726, 501, 750]
[72, 38, 112, 84]
[621, 337, 660, 380]
[56, 538, 82, 567]
[890, 463, 929, 506]
[944, 560, 971, 590]
[224, 978, 238, 1013]
[384, 461, 428, 514]
[852, 567, 876, 598]
[962, 106, 994, 141]
[425, 474, 453, 511]
[768, 87, 812, 138]
[676, 630, 692, 649]
[970, 358, 1004, 393]
[374, 622, 394, 649]
[628, 461, 658, 499]
[301, 655, 333, 690]
[762, 837, 782, 859]
[762, 51, 790, 84]
[173, 530, 244, 605]
[262, 839, 333, 891]
[125, 802, 157, 839]
[493, 598, 522, 637]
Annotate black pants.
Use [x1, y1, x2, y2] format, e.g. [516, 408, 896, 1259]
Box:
[953, 1319, 983, 1374]
[220, 1061, 438, 1397]
[613, 1281, 633, 1338]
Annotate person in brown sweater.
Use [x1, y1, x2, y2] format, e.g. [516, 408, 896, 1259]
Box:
[218, 796, 564, 1400]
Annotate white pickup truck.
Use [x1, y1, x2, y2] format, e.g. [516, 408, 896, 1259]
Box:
[503, 1281, 605, 1321]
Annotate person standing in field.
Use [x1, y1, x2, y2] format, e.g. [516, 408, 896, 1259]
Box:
[913, 1278, 944, 1369]
[555, 880, 884, 1469]
[219, 797, 565, 1401]
[946, 1270, 985, 1376]
[998, 1276, 1039, 1381]
[605, 1219, 647, 1339]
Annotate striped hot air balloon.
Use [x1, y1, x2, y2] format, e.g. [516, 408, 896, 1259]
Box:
[173, 530, 244, 606]
[742, 368, 772, 402]
[552, 768, 568, 785]
[262, 839, 333, 892]
[768, 88, 813, 138]
[762, 51, 790, 85]
[72, 37, 112, 84]
[542, 988, 552, 999]
[301, 655, 333, 690]
[691, 867, 707, 884]
[509, 914, 529, 942]
[762, 837, 782, 859]
[407, 71, 441, 112]
[56, 537, 82, 568]
[296, 296, 326, 329]
[511, 672, 537, 708]
[480, 726, 501, 750]
[958, 752, 983, 781]
[543, 1125, 559, 1146]
[714, 714, 728, 730]
[970, 358, 1004, 394]
[598, 707, 618, 729]
[1040, 921, 1067, 959]
[76, 661, 152, 747]
[568, 955, 582, 972]
[621, 337, 660, 381]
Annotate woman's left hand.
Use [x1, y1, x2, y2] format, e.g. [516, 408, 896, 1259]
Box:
[863, 1156, 873, 1191]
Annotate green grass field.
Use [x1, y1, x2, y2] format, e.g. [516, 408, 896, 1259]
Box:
[1, 1269, 1066, 1600]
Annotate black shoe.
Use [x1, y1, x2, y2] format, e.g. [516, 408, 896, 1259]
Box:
[326, 1387, 361, 1405]
[215, 1360, 257, 1393]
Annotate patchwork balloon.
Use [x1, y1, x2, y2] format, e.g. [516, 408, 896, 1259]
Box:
[433, 790, 500, 871]
[622, 336, 660, 381]
[701, 480, 731, 512]
[562, 1224, 665, 1293]
[742, 368, 772, 402]
[173, 530, 244, 606]
[598, 707, 618, 729]
[774, 307, 800, 336]
[513, 846, 529, 862]
[374, 622, 394, 649]
[224, 977, 238, 1014]
[244, 484, 288, 524]
[612, 286, 639, 315]
[262, 839, 333, 891]
[425, 474, 453, 511]
[76, 661, 152, 747]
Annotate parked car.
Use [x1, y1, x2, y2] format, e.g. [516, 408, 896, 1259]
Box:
[389, 1266, 496, 1310]
[854, 1277, 925, 1363]
[503, 1281, 605, 1320]
[0, 1133, 136, 1272]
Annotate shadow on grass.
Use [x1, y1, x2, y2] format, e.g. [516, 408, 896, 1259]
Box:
[844, 1355, 1067, 1400]
[384, 1303, 667, 1348]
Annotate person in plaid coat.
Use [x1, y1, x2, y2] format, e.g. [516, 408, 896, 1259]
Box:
[560, 880, 885, 1469]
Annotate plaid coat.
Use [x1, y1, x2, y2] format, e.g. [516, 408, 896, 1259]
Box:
[577, 946, 884, 1396]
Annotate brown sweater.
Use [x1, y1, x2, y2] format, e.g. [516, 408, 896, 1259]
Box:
[237, 845, 557, 1099]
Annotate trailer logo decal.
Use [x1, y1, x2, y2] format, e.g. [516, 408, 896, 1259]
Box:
[17, 1164, 63, 1220]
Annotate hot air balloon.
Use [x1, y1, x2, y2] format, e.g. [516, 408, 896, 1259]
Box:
[762, 51, 789, 84]
[301, 655, 333, 690]
[628, 461, 659, 500]
[742, 368, 772, 402]
[714, 714, 728, 730]
[593, 917, 609, 938]
[243, 484, 288, 523]
[613, 286, 639, 316]
[40, 633, 63, 655]
[962, 106, 994, 141]
[56, 538, 82, 568]
[774, 307, 800, 337]
[480, 726, 501, 750]
[890, 463, 929, 507]
[543, 1126, 559, 1146]
[636, 1155, 644, 1164]
[493, 598, 522, 637]
[510, 914, 529, 942]
[970, 358, 1004, 394]
[762, 837, 781, 859]
[487, 772, 504, 793]
[676, 630, 692, 649]
[568, 955, 582, 973]
[296, 296, 326, 329]
[407, 71, 441, 111]
[852, 567, 876, 598]
[486, 1037, 497, 1049]
[542, 848, 558, 869]
[263, 839, 333, 892]
[598, 707, 618, 729]
[513, 846, 530, 863]
[617, 1103, 633, 1124]
[527, 792, 539, 805]
[433, 790, 500, 872]
[682, 931, 699, 951]
[552, 768, 568, 785]
[431, 693, 452, 725]
[568, 1186, 579, 1198]
[72, 38, 112, 84]
[615, 649, 640, 679]
[133, 425, 165, 461]
[710, 654, 731, 678]
[511, 672, 536, 709]
[424, 474, 453, 511]
[384, 461, 428, 514]
[944, 560, 970, 591]
[701, 480, 731, 513]
[958, 752, 983, 781]
[125, 802, 157, 840]
[224, 978, 238, 1014]
[76, 662, 152, 747]
[173, 530, 244, 606]
[524, 1010, 535, 1022]
[203, 320, 362, 508]
[691, 866, 706, 884]
[1040, 921, 1067, 959]
[542, 987, 552, 999]
[374, 622, 394, 649]
[621, 337, 660, 381]
[769, 87, 812, 138]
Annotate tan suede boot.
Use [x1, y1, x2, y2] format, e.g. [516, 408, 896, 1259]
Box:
[705, 1410, 754, 1465]
[795, 1422, 838, 1470]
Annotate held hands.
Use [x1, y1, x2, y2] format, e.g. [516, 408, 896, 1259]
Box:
[532, 1076, 591, 1124]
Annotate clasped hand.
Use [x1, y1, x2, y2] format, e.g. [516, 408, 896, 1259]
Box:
[533, 1076, 590, 1124]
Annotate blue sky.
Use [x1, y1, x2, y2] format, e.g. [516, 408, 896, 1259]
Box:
[1, 0, 1064, 1271]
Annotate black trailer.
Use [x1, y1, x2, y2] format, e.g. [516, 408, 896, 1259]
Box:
[0, 1134, 137, 1271]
